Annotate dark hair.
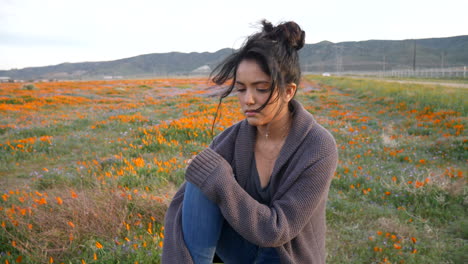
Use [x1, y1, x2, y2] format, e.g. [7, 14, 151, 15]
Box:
[210, 19, 305, 135]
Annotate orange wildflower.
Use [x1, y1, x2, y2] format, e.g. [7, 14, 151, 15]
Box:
[95, 241, 103, 249]
[70, 190, 78, 198]
[133, 157, 145, 167]
[414, 181, 424, 188]
[36, 197, 47, 205]
[55, 197, 63, 205]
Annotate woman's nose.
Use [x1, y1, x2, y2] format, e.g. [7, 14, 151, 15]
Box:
[245, 89, 255, 105]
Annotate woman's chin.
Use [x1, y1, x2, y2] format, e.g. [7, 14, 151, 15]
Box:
[246, 117, 261, 127]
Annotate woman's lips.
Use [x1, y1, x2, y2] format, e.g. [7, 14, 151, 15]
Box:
[245, 110, 258, 117]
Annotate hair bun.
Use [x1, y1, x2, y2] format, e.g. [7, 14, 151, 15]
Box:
[278, 21, 305, 50]
[261, 20, 305, 51]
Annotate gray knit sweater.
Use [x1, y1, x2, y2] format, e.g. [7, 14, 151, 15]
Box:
[162, 100, 338, 264]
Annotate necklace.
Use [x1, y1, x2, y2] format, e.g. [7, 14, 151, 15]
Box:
[261, 111, 293, 140]
[256, 113, 293, 161]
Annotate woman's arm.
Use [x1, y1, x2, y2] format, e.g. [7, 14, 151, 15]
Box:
[185, 147, 337, 247]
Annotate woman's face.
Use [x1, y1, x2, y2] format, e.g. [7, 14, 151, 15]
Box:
[235, 59, 293, 127]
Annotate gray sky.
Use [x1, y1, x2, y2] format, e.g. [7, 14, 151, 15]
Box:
[1, 0, 467, 70]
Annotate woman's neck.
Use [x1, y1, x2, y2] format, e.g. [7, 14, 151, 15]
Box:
[256, 107, 292, 142]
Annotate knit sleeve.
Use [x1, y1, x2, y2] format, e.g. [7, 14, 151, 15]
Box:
[185, 146, 338, 247]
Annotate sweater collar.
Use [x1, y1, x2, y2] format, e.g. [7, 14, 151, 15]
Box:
[234, 99, 316, 189]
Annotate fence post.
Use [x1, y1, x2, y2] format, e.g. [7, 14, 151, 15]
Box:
[464, 66, 466, 79]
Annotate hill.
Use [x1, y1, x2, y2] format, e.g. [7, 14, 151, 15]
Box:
[1, 35, 467, 80]
[300, 35, 468, 72]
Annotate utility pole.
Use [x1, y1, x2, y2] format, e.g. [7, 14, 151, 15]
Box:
[412, 40, 416, 72]
[382, 55, 386, 73]
[440, 51, 446, 78]
[440, 51, 445, 68]
[335, 45, 343, 74]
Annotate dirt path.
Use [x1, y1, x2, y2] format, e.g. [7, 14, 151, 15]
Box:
[348, 76, 468, 89]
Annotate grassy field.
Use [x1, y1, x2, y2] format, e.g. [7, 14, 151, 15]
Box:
[0, 76, 466, 263]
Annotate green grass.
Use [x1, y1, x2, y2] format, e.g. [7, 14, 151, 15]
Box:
[313, 75, 467, 114]
[304, 75, 466, 263]
[1, 77, 466, 263]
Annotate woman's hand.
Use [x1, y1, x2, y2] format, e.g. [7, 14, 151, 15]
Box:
[185, 155, 197, 168]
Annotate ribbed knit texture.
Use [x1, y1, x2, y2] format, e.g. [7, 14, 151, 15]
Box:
[162, 100, 338, 264]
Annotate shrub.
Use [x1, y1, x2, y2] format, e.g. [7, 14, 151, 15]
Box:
[21, 84, 37, 90]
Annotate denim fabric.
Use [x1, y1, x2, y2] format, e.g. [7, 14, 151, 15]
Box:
[182, 182, 280, 264]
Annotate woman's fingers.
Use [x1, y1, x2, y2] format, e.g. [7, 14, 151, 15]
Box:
[186, 155, 197, 166]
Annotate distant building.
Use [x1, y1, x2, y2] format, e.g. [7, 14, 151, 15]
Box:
[0, 77, 12, 83]
[191, 65, 211, 75]
[103, 75, 123, 80]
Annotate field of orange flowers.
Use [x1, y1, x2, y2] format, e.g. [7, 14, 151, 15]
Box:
[0, 76, 466, 263]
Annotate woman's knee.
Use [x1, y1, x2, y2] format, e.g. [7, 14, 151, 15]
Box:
[182, 182, 223, 241]
[182, 182, 224, 262]
[183, 182, 220, 214]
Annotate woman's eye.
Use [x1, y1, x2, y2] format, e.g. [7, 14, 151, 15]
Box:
[257, 88, 270, 93]
[235, 86, 246, 92]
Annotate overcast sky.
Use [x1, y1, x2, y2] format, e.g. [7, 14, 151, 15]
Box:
[0, 0, 466, 70]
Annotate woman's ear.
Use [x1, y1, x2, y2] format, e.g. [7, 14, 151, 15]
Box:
[285, 83, 297, 102]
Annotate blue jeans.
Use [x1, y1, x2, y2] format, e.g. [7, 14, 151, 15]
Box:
[182, 182, 281, 264]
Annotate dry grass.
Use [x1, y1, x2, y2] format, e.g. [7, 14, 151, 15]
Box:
[376, 217, 416, 238]
[2, 187, 169, 262]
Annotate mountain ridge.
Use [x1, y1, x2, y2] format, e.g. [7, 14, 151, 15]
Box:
[1, 36, 467, 80]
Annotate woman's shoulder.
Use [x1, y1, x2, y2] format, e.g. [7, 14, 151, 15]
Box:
[306, 122, 337, 155]
[292, 100, 337, 157]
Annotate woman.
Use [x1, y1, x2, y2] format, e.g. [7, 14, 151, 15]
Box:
[162, 20, 338, 264]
